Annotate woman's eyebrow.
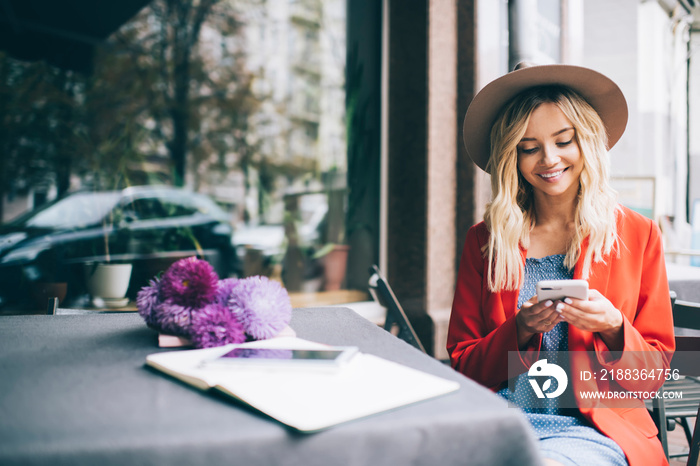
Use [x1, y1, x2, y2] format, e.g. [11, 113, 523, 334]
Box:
[519, 127, 575, 142]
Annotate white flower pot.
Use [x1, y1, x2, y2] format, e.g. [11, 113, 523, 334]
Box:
[85, 263, 133, 307]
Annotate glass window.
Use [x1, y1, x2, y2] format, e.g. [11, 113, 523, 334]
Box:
[508, 0, 562, 67]
[535, 0, 561, 63]
[0, 0, 352, 313]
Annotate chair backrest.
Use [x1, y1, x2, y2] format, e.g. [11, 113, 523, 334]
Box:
[671, 299, 700, 377]
[368, 265, 426, 353]
[673, 299, 700, 332]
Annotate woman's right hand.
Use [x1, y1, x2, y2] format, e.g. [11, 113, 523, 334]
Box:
[515, 297, 563, 348]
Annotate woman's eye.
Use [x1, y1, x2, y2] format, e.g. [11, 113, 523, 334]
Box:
[519, 147, 538, 154]
[556, 139, 573, 147]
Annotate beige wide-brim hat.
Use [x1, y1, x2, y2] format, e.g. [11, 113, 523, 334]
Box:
[462, 64, 628, 172]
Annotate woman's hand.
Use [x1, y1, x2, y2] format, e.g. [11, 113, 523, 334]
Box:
[515, 298, 564, 349]
[557, 289, 624, 350]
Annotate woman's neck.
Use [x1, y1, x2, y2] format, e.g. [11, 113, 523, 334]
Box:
[531, 190, 577, 228]
[527, 195, 577, 258]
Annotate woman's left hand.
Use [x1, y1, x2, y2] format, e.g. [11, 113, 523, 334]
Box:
[557, 289, 624, 350]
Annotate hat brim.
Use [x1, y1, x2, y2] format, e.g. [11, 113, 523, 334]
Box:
[462, 64, 628, 172]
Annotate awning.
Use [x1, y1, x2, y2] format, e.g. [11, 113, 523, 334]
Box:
[0, 0, 152, 73]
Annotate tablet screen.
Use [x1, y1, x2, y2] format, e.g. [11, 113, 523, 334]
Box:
[221, 348, 345, 362]
[204, 346, 359, 369]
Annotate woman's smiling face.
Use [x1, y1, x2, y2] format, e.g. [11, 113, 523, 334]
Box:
[517, 102, 583, 201]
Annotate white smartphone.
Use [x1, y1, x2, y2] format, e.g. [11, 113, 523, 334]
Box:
[202, 346, 359, 371]
[536, 279, 589, 302]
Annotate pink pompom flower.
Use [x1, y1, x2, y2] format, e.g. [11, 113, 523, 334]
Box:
[227, 276, 292, 340]
[215, 278, 239, 305]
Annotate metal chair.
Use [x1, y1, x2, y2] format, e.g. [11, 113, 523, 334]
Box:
[649, 296, 700, 462]
[689, 403, 700, 466]
[368, 265, 426, 353]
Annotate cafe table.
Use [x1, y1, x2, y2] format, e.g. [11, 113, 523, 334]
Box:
[0, 307, 541, 466]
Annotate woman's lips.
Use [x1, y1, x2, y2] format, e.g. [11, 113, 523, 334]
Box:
[537, 167, 568, 182]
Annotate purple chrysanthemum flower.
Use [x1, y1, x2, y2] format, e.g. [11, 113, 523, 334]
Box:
[189, 303, 246, 349]
[227, 276, 292, 340]
[215, 278, 239, 306]
[159, 257, 219, 308]
[136, 277, 161, 329]
[154, 300, 196, 337]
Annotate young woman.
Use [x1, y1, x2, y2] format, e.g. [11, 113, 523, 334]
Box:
[448, 64, 674, 466]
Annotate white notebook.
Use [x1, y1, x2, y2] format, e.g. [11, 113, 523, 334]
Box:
[146, 337, 460, 432]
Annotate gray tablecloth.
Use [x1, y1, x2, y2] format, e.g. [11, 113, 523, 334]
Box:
[0, 308, 540, 466]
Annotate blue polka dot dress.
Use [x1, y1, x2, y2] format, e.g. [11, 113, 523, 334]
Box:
[497, 254, 628, 465]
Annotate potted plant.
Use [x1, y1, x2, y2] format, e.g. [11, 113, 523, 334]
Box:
[84, 198, 133, 308]
[313, 242, 350, 291]
[84, 262, 133, 308]
[312, 185, 350, 291]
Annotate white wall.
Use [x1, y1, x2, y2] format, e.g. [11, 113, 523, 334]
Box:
[583, 0, 690, 229]
[689, 30, 700, 219]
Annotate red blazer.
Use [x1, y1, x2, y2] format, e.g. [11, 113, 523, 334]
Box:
[447, 206, 675, 466]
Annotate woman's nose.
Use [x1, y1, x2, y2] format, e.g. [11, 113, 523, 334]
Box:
[540, 145, 561, 166]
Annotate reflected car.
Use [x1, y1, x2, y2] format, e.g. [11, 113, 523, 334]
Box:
[0, 186, 238, 310]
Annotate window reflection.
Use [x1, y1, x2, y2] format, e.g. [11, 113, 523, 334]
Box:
[0, 0, 349, 313]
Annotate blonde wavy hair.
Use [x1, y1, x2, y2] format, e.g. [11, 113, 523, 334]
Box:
[483, 86, 619, 292]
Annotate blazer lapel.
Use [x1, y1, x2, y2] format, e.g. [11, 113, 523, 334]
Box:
[573, 236, 612, 296]
[570, 236, 608, 350]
